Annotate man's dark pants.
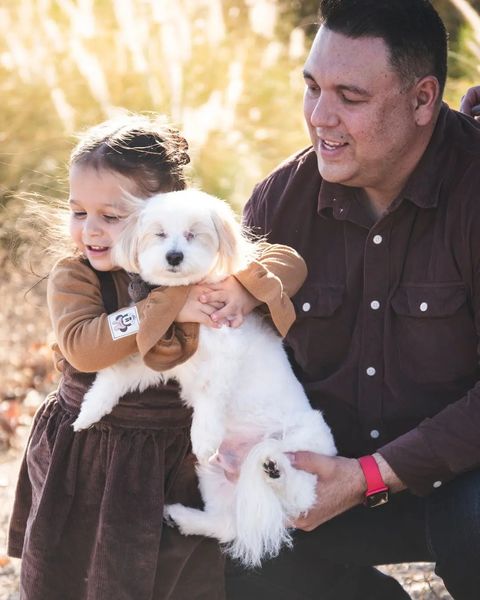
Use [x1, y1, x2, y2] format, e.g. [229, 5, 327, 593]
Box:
[226, 469, 480, 600]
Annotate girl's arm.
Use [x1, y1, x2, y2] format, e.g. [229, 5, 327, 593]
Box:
[48, 256, 195, 372]
[201, 242, 307, 337]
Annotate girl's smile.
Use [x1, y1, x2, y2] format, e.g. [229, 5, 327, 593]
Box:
[68, 164, 139, 271]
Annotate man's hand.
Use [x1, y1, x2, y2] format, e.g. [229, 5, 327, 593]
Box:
[460, 86, 480, 120]
[199, 276, 261, 328]
[289, 454, 366, 531]
[289, 452, 407, 532]
[175, 284, 224, 327]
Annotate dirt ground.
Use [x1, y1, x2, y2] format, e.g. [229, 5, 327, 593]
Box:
[0, 250, 453, 599]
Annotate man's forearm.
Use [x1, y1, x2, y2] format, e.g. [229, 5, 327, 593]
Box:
[373, 452, 407, 493]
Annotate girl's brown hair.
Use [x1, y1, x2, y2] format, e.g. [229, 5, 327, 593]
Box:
[70, 113, 190, 195]
[17, 113, 190, 274]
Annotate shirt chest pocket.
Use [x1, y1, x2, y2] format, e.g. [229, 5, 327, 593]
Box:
[391, 283, 466, 318]
[390, 283, 477, 384]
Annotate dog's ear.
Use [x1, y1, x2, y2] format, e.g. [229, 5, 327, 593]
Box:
[210, 200, 248, 275]
[111, 213, 141, 273]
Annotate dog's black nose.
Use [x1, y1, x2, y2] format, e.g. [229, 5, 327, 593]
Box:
[166, 251, 184, 266]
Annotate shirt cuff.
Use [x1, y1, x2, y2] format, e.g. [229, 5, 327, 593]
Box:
[142, 322, 199, 371]
[379, 425, 457, 496]
[234, 261, 296, 337]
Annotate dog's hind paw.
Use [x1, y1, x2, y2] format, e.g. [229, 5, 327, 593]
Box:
[263, 459, 281, 479]
[163, 506, 178, 528]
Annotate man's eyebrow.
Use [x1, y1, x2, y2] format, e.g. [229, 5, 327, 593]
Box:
[302, 71, 371, 97]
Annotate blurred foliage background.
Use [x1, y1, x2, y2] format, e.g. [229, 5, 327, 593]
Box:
[0, 0, 479, 229]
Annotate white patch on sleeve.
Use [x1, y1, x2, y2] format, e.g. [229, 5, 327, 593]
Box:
[107, 306, 140, 340]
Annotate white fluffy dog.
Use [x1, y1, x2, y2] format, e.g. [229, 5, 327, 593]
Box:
[73, 190, 336, 567]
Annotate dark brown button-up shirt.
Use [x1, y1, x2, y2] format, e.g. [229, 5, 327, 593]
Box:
[244, 104, 480, 496]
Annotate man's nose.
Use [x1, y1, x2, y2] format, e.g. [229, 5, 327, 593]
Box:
[309, 94, 340, 129]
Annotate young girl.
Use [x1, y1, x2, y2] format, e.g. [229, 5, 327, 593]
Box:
[7, 114, 307, 600]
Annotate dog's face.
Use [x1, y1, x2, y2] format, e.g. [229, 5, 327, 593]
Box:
[137, 194, 221, 286]
[113, 190, 251, 286]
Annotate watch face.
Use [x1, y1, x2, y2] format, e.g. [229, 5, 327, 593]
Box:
[365, 490, 389, 508]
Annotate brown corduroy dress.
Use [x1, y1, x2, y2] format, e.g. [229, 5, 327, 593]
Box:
[8, 268, 225, 600]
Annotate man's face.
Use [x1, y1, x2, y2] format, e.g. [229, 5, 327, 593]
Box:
[303, 27, 419, 200]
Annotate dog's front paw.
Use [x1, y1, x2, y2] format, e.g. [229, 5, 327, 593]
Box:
[72, 413, 94, 432]
[72, 406, 104, 431]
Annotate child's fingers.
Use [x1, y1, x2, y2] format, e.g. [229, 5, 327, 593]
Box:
[228, 314, 244, 329]
[199, 316, 221, 328]
[207, 301, 226, 310]
[200, 291, 226, 304]
[210, 305, 237, 322]
[198, 303, 221, 316]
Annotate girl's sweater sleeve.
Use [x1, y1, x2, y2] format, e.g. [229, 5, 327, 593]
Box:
[47, 257, 194, 372]
[235, 243, 307, 337]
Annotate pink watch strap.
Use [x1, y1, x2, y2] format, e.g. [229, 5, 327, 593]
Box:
[358, 455, 388, 494]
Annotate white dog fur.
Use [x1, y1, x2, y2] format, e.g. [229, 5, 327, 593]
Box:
[72, 190, 336, 567]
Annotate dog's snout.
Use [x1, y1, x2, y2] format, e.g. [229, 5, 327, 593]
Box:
[166, 250, 184, 266]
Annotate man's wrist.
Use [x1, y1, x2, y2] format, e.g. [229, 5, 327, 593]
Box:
[372, 452, 407, 493]
[357, 455, 389, 507]
[348, 457, 369, 504]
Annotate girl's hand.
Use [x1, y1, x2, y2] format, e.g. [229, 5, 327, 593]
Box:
[200, 276, 261, 328]
[175, 284, 224, 327]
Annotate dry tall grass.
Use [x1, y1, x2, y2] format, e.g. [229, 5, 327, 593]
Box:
[0, 0, 477, 217]
[0, 0, 312, 214]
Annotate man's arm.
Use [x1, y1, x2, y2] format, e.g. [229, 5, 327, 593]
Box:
[290, 452, 406, 531]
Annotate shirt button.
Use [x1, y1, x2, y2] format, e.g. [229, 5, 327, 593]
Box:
[433, 481, 442, 488]
[370, 429, 380, 439]
[302, 302, 311, 312]
[420, 302, 428, 312]
[366, 367, 376, 376]
[373, 235, 383, 245]
[370, 300, 380, 310]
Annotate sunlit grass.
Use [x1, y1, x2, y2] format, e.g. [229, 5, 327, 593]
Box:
[0, 0, 477, 227]
[0, 0, 310, 215]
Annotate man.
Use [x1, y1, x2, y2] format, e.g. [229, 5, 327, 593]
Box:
[225, 1, 480, 599]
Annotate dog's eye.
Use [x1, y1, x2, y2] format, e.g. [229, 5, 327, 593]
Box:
[156, 232, 167, 239]
[185, 231, 195, 241]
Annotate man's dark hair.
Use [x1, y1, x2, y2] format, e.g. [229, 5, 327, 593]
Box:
[319, 0, 448, 96]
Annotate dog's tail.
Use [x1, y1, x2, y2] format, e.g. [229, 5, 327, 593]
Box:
[227, 438, 296, 568]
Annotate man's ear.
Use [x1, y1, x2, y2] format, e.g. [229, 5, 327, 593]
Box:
[413, 75, 440, 126]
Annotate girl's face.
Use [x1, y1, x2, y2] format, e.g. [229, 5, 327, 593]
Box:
[69, 164, 139, 271]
